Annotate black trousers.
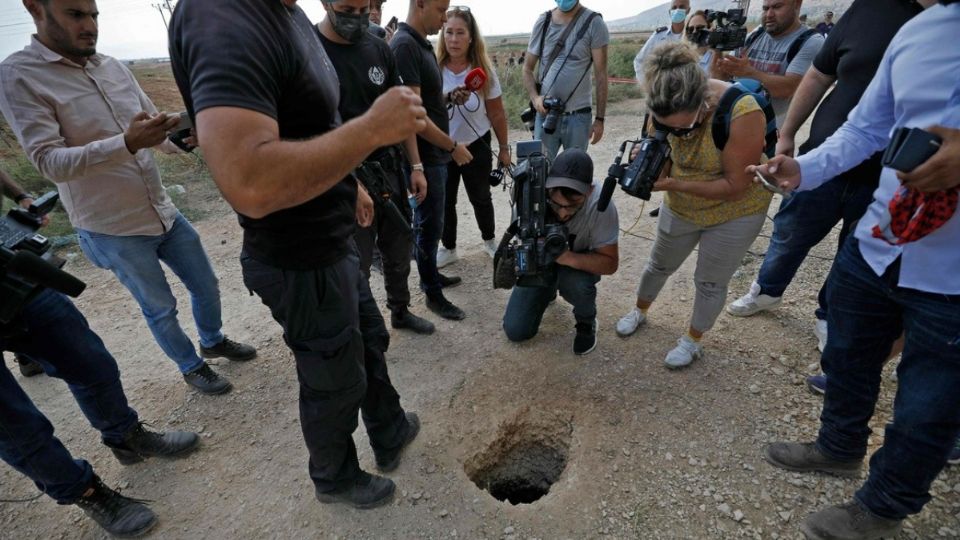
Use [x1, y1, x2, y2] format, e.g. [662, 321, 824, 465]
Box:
[355, 166, 414, 313]
[442, 131, 496, 250]
[240, 249, 409, 492]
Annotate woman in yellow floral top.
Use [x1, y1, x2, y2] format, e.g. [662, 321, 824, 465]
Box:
[616, 41, 772, 369]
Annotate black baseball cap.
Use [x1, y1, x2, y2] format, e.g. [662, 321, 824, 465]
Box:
[545, 149, 594, 194]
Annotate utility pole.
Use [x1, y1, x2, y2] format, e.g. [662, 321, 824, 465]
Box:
[153, 0, 177, 30]
[153, 3, 168, 30]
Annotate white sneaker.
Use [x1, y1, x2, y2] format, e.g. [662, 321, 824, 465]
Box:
[814, 319, 828, 353]
[482, 238, 497, 258]
[727, 281, 782, 317]
[664, 335, 704, 369]
[436, 247, 459, 268]
[616, 307, 646, 337]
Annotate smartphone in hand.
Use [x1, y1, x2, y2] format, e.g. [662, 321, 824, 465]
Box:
[755, 170, 789, 196]
[387, 16, 399, 32]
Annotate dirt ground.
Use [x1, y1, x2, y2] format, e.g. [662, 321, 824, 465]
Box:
[2, 99, 959, 540]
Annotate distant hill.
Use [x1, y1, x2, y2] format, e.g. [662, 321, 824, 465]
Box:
[607, 0, 854, 32]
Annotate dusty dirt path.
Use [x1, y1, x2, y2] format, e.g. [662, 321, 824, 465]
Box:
[2, 100, 959, 539]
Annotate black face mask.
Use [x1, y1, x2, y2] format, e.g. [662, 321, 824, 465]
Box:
[331, 11, 370, 43]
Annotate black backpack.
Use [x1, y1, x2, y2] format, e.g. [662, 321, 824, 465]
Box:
[711, 78, 779, 159]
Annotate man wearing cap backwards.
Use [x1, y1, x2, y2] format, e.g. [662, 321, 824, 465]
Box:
[502, 149, 620, 355]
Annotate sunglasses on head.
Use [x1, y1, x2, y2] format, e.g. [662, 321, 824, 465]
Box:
[447, 5, 471, 15]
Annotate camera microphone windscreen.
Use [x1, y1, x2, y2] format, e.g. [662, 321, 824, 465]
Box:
[8, 250, 86, 298]
[464, 68, 487, 92]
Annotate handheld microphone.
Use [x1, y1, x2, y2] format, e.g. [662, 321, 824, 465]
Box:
[464, 67, 487, 92]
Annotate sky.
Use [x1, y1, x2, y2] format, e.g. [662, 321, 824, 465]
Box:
[0, 0, 666, 61]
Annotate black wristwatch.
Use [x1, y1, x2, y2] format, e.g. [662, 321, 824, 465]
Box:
[14, 193, 35, 203]
[595, 117, 605, 123]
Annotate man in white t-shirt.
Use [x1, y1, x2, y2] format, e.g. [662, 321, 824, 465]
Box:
[633, 0, 690, 84]
[716, 0, 824, 127]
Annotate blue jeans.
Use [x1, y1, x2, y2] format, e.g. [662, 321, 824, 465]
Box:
[534, 109, 592, 162]
[0, 289, 139, 502]
[756, 179, 875, 320]
[406, 164, 448, 296]
[77, 213, 224, 373]
[816, 237, 960, 520]
[502, 265, 600, 342]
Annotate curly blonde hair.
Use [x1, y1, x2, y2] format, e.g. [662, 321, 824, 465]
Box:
[643, 41, 707, 117]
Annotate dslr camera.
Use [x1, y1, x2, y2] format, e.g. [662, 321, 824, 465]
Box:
[699, 8, 748, 51]
[598, 129, 671, 212]
[493, 140, 568, 289]
[519, 97, 565, 134]
[1, 192, 86, 327]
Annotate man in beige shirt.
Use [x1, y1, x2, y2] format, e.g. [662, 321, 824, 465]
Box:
[0, 0, 255, 395]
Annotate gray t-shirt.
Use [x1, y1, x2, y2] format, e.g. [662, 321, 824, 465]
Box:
[527, 9, 610, 112]
[564, 182, 619, 253]
[744, 26, 824, 127]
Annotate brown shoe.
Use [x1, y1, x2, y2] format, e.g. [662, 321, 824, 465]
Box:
[764, 442, 861, 478]
[801, 500, 902, 540]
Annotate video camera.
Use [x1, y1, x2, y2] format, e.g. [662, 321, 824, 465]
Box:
[493, 140, 568, 289]
[1, 191, 86, 326]
[597, 128, 671, 212]
[698, 8, 749, 51]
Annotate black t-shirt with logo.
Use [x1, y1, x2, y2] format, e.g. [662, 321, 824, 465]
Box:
[319, 31, 400, 161]
[168, 0, 356, 270]
[390, 23, 450, 166]
[800, 0, 922, 185]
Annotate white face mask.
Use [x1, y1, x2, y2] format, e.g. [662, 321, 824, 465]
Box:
[669, 8, 688, 24]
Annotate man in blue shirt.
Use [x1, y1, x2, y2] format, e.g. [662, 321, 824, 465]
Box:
[752, 2, 960, 538]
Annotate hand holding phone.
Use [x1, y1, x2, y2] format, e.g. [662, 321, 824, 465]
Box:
[755, 170, 790, 196]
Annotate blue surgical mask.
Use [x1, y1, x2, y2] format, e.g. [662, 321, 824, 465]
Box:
[556, 0, 578, 13]
[669, 8, 688, 24]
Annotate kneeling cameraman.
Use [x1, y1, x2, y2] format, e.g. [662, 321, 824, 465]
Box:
[1, 171, 198, 537]
[502, 149, 619, 355]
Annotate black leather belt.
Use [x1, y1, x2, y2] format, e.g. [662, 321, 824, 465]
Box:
[563, 107, 592, 116]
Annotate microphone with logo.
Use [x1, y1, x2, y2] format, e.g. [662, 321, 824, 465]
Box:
[447, 67, 487, 110]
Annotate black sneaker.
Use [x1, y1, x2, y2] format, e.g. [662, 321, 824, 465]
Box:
[764, 441, 862, 478]
[390, 309, 435, 335]
[199, 336, 257, 362]
[426, 293, 465, 321]
[73, 476, 157, 538]
[438, 273, 462, 288]
[574, 319, 597, 356]
[376, 412, 420, 473]
[801, 500, 902, 540]
[106, 423, 200, 465]
[182, 363, 232, 395]
[315, 472, 396, 509]
[15, 354, 44, 377]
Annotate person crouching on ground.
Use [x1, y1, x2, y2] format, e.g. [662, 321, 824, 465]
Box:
[502, 149, 619, 356]
[615, 41, 771, 369]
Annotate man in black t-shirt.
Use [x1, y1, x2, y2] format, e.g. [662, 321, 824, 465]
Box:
[168, 0, 426, 509]
[726, 0, 923, 354]
[391, 0, 473, 322]
[319, 0, 435, 336]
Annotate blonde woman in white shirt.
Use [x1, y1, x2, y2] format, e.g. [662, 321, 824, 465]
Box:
[436, 6, 510, 267]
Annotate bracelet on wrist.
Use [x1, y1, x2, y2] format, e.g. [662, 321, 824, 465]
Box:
[411, 163, 425, 172]
[14, 193, 35, 203]
[448, 142, 458, 154]
[595, 117, 605, 123]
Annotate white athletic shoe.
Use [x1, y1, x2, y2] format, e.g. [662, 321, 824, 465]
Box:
[664, 335, 704, 369]
[727, 282, 782, 317]
[814, 319, 828, 353]
[616, 307, 646, 337]
[436, 247, 459, 268]
[482, 238, 497, 258]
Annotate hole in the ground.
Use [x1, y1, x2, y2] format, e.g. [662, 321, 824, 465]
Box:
[464, 409, 572, 506]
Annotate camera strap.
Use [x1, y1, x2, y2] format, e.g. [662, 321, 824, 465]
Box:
[537, 8, 585, 88]
[543, 12, 602, 105]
